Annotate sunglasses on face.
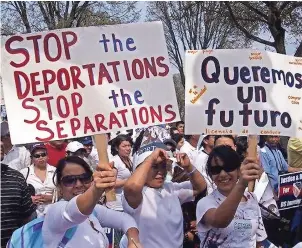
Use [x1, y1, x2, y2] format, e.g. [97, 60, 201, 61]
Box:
[209, 164, 238, 175]
[61, 173, 92, 187]
[32, 153, 47, 159]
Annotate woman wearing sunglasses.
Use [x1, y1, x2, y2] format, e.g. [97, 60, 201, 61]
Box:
[42, 156, 141, 248]
[20, 143, 56, 217]
[196, 145, 267, 248]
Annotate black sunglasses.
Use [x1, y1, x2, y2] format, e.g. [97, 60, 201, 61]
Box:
[32, 152, 47, 159]
[61, 173, 92, 187]
[209, 164, 238, 175]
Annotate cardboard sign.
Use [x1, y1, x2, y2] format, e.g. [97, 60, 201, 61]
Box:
[185, 49, 302, 137]
[278, 171, 302, 210]
[1, 21, 179, 144]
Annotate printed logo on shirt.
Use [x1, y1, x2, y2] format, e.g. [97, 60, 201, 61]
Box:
[234, 220, 252, 231]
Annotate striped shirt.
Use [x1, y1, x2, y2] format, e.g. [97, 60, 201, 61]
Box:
[1, 164, 36, 248]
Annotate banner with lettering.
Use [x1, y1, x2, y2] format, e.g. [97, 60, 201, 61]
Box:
[185, 49, 302, 137]
[1, 21, 180, 144]
[278, 172, 302, 210]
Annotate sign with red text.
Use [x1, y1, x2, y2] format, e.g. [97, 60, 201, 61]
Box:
[278, 172, 302, 210]
[185, 50, 302, 137]
[1, 22, 179, 144]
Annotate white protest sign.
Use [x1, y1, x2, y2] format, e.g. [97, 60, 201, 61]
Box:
[1, 21, 180, 144]
[185, 49, 302, 137]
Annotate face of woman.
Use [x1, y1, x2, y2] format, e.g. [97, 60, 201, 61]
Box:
[32, 149, 48, 167]
[146, 162, 167, 188]
[59, 163, 92, 201]
[117, 141, 132, 157]
[177, 138, 185, 150]
[210, 157, 239, 196]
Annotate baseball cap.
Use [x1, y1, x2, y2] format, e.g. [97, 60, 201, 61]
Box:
[30, 143, 46, 155]
[66, 141, 86, 153]
[0, 121, 10, 137]
[81, 136, 93, 145]
[197, 134, 209, 150]
[133, 142, 170, 170]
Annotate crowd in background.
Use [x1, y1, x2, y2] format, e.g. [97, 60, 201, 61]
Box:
[1, 120, 302, 248]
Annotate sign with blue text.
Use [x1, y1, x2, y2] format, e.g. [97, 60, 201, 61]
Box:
[1, 21, 179, 144]
[185, 49, 302, 137]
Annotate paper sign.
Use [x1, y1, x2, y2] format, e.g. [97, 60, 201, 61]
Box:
[185, 49, 302, 137]
[1, 21, 179, 144]
[278, 171, 302, 210]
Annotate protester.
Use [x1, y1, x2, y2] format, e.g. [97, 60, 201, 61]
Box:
[193, 135, 215, 194]
[42, 156, 141, 248]
[170, 126, 179, 135]
[79, 137, 99, 170]
[196, 145, 267, 247]
[287, 138, 302, 168]
[122, 142, 207, 248]
[172, 133, 185, 151]
[45, 140, 67, 167]
[214, 135, 237, 151]
[20, 144, 56, 217]
[1, 141, 36, 248]
[180, 135, 200, 163]
[176, 121, 185, 134]
[260, 135, 302, 193]
[108, 134, 133, 211]
[0, 121, 31, 170]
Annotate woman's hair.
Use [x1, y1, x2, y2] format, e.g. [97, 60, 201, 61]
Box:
[53, 156, 93, 186]
[111, 134, 133, 156]
[171, 133, 184, 145]
[206, 145, 241, 178]
[236, 136, 248, 162]
[214, 135, 236, 146]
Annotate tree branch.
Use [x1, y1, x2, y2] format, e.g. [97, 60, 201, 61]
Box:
[225, 2, 275, 47]
[240, 2, 268, 20]
[294, 41, 302, 57]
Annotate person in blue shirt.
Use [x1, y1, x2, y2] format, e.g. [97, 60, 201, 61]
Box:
[260, 135, 301, 194]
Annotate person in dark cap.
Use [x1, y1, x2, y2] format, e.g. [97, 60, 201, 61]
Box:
[0, 121, 30, 171]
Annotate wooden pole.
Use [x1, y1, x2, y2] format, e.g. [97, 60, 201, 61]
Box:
[94, 134, 116, 202]
[247, 135, 258, 192]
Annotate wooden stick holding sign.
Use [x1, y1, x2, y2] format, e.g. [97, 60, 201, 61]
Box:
[247, 135, 258, 192]
[94, 134, 116, 201]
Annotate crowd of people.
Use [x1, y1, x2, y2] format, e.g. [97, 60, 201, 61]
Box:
[1, 120, 302, 248]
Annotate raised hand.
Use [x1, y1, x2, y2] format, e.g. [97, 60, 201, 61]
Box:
[93, 162, 116, 191]
[239, 157, 261, 187]
[145, 148, 169, 165]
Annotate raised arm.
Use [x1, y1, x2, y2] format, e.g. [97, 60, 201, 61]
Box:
[202, 158, 260, 228]
[176, 153, 207, 196]
[124, 148, 168, 209]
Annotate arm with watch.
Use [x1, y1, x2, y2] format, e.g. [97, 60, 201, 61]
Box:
[176, 153, 207, 196]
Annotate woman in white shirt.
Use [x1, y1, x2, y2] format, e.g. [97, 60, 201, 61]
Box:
[196, 145, 267, 248]
[42, 156, 141, 248]
[108, 134, 133, 211]
[122, 141, 207, 248]
[20, 143, 56, 217]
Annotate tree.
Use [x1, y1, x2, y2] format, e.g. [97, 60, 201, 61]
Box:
[1, 1, 140, 35]
[224, 1, 302, 56]
[147, 1, 251, 86]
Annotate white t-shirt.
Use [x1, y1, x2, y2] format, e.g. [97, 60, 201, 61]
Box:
[193, 150, 216, 194]
[196, 190, 267, 248]
[180, 141, 198, 163]
[2, 145, 31, 171]
[42, 195, 137, 248]
[20, 164, 56, 217]
[107, 155, 132, 211]
[88, 146, 114, 170]
[122, 181, 194, 248]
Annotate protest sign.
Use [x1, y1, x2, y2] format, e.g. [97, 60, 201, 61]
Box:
[1, 21, 179, 144]
[278, 171, 302, 210]
[185, 49, 302, 137]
